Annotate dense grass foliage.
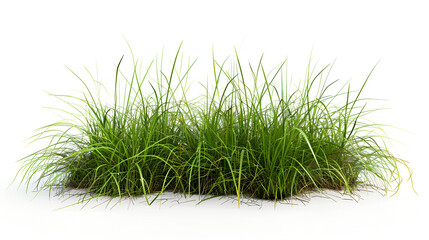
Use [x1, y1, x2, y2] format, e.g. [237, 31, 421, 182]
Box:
[15, 45, 412, 206]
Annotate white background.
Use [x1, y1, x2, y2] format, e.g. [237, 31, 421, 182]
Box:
[1, 0, 428, 239]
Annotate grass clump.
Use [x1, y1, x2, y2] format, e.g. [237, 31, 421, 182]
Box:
[14, 44, 413, 206]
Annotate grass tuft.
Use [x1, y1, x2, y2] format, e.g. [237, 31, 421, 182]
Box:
[14, 45, 414, 207]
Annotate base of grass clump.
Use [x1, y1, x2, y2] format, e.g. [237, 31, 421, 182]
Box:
[15, 44, 413, 207]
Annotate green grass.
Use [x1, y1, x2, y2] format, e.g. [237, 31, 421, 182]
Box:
[14, 44, 413, 207]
